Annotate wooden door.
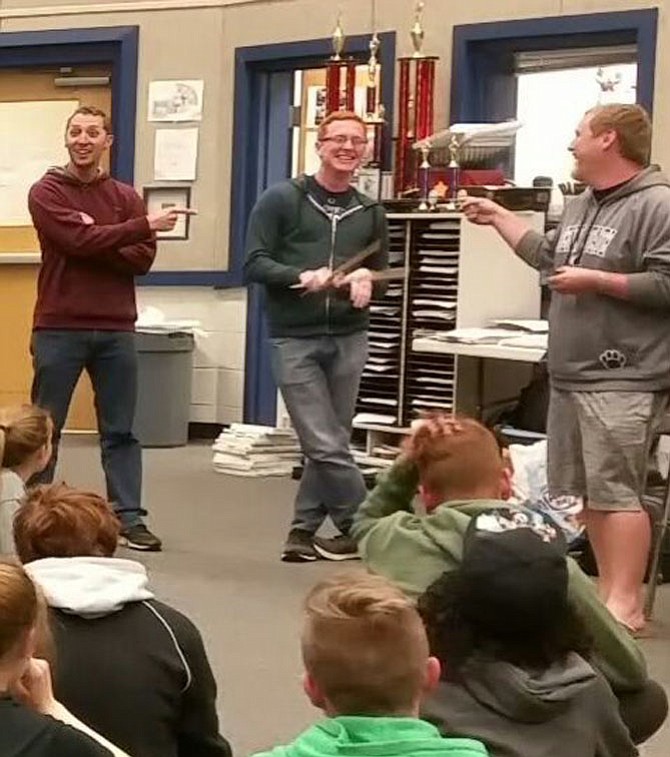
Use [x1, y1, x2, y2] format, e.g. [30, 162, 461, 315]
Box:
[0, 67, 112, 430]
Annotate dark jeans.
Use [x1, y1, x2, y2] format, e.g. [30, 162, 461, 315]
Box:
[31, 329, 144, 528]
[270, 332, 368, 535]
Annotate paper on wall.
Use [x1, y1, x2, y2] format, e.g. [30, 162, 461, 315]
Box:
[154, 128, 199, 181]
[0, 100, 74, 226]
[148, 80, 204, 122]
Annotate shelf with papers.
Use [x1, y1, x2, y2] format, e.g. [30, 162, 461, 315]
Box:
[355, 215, 410, 427]
[404, 216, 461, 423]
[353, 210, 544, 445]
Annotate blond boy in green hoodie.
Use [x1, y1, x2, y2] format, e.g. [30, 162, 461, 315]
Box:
[251, 573, 487, 757]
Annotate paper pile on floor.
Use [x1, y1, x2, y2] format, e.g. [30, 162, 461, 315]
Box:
[212, 424, 301, 477]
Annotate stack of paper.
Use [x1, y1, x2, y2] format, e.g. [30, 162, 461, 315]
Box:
[439, 328, 517, 344]
[448, 120, 522, 147]
[212, 424, 301, 477]
[353, 412, 397, 426]
[352, 444, 398, 472]
[136, 305, 201, 335]
[413, 121, 522, 165]
[498, 333, 548, 350]
[491, 319, 548, 333]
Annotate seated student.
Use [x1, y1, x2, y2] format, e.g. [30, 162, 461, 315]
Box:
[351, 414, 667, 744]
[0, 405, 52, 555]
[419, 512, 637, 757]
[14, 483, 232, 757]
[0, 560, 130, 756]
[252, 571, 488, 757]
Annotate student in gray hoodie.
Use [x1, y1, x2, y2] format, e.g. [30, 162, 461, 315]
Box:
[419, 511, 639, 757]
[461, 104, 670, 634]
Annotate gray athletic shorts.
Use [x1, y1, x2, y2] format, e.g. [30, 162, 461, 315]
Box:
[547, 388, 669, 511]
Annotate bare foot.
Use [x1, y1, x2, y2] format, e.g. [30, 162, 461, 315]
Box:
[606, 598, 646, 635]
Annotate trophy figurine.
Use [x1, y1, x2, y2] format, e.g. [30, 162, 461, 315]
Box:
[411, 1, 425, 58]
[331, 14, 345, 61]
[418, 143, 432, 211]
[366, 32, 381, 120]
[446, 134, 462, 204]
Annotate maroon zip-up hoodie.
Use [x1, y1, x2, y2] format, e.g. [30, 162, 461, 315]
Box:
[28, 168, 156, 331]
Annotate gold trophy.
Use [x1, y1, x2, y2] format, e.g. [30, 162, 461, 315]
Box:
[395, 0, 438, 197]
[325, 13, 356, 114]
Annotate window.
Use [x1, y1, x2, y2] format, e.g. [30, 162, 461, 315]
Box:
[514, 59, 637, 186]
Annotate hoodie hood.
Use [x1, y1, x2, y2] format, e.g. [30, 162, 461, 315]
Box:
[44, 165, 110, 187]
[263, 717, 487, 757]
[25, 556, 154, 618]
[588, 164, 670, 203]
[457, 653, 597, 724]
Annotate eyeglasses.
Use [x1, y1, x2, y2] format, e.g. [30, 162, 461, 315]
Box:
[320, 135, 368, 149]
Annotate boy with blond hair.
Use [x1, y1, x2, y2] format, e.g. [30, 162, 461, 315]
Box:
[252, 572, 487, 757]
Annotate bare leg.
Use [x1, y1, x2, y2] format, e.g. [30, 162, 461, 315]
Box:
[586, 509, 650, 631]
[583, 507, 611, 603]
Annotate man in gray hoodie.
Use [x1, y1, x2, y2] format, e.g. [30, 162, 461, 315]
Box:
[462, 104, 670, 633]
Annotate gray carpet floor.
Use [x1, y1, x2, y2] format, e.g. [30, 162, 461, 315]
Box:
[57, 436, 670, 756]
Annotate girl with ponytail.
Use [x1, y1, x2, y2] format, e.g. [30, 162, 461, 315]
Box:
[0, 406, 52, 555]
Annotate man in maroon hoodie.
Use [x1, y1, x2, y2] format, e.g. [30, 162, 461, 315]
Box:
[27, 105, 190, 552]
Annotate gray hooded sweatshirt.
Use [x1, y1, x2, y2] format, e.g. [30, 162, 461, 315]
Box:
[422, 653, 637, 757]
[516, 165, 670, 390]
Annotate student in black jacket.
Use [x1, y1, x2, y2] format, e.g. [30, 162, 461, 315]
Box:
[0, 561, 130, 757]
[14, 482, 232, 757]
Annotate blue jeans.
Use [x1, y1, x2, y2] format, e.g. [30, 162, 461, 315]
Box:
[30, 330, 144, 528]
[270, 332, 368, 535]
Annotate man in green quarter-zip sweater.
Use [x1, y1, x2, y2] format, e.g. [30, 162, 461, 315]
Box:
[250, 572, 488, 757]
[244, 110, 388, 563]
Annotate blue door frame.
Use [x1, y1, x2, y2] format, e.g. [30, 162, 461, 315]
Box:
[0, 27, 138, 184]
[451, 9, 657, 123]
[234, 33, 396, 424]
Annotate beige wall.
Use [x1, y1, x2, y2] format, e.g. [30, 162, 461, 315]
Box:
[2, 0, 667, 273]
[3, 0, 665, 423]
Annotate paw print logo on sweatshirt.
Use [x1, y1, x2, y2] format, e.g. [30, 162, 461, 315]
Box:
[599, 349, 627, 369]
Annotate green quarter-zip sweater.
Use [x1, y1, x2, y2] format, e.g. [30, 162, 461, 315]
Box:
[244, 175, 389, 337]
[251, 716, 488, 757]
[351, 460, 648, 695]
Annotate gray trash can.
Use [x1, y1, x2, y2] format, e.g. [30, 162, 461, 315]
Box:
[135, 331, 195, 447]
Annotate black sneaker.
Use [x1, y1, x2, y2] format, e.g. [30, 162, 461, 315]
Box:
[281, 529, 318, 563]
[313, 534, 359, 561]
[120, 524, 163, 552]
